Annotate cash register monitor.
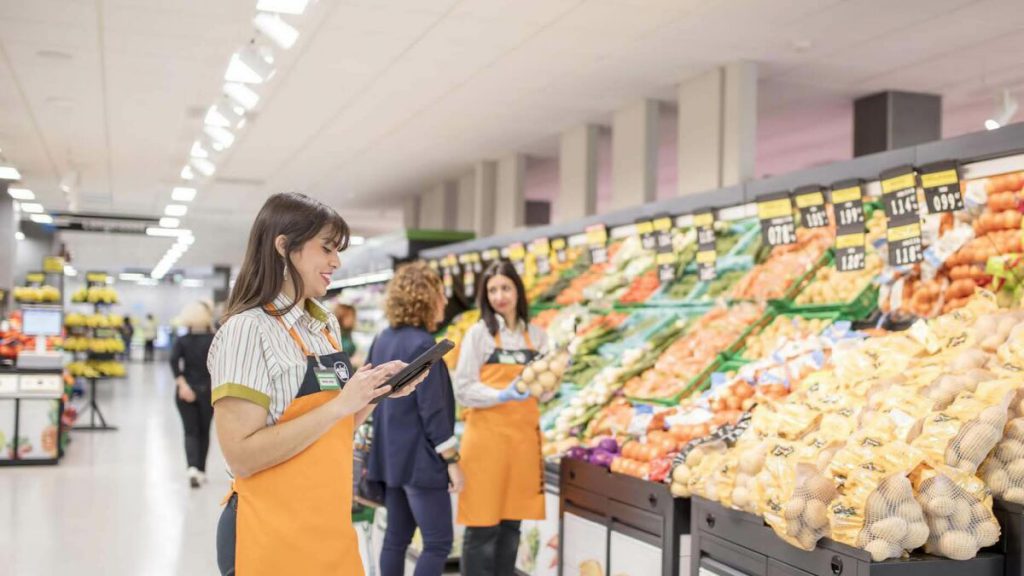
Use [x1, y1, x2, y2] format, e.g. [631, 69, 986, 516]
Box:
[21, 307, 63, 337]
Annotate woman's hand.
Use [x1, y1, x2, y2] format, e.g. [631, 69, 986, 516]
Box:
[388, 369, 429, 399]
[331, 362, 406, 417]
[176, 377, 196, 403]
[447, 462, 465, 494]
[497, 378, 529, 403]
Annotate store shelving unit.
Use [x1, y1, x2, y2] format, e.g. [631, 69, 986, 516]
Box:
[68, 272, 123, 432]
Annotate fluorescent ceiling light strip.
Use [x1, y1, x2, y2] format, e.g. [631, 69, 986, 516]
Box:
[119, 273, 146, 281]
[15, 231, 25, 240]
[225, 47, 275, 85]
[256, 0, 309, 15]
[224, 82, 259, 110]
[327, 270, 394, 290]
[165, 204, 188, 217]
[171, 187, 196, 202]
[146, 227, 191, 237]
[19, 202, 44, 214]
[0, 166, 21, 180]
[181, 165, 195, 180]
[190, 141, 210, 158]
[30, 214, 53, 224]
[254, 12, 300, 50]
[159, 217, 180, 228]
[7, 187, 34, 200]
[190, 157, 216, 177]
[203, 125, 235, 149]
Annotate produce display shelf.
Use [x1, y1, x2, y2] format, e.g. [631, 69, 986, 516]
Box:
[691, 496, 1005, 576]
[626, 354, 723, 408]
[776, 250, 880, 321]
[726, 307, 842, 362]
[993, 498, 1024, 576]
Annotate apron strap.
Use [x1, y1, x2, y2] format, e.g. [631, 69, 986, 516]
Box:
[266, 303, 341, 356]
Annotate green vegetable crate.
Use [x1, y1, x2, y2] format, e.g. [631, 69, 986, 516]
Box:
[725, 306, 841, 362]
[774, 250, 880, 321]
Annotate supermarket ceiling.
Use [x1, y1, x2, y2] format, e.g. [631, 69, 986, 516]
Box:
[1, 0, 1024, 272]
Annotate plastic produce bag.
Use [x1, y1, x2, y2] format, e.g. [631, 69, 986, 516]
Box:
[670, 440, 727, 498]
[980, 389, 1024, 504]
[912, 464, 1000, 560]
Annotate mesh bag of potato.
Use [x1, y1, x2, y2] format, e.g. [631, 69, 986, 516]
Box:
[518, 349, 570, 398]
[670, 441, 728, 498]
[692, 449, 738, 507]
[728, 440, 767, 514]
[911, 464, 1000, 560]
[980, 388, 1024, 504]
[759, 438, 844, 550]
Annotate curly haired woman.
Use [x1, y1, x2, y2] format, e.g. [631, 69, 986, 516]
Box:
[366, 261, 462, 576]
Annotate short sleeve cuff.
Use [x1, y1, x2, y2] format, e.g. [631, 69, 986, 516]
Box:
[212, 383, 271, 410]
[434, 436, 458, 454]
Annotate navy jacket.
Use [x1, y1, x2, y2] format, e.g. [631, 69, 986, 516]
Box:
[366, 326, 456, 489]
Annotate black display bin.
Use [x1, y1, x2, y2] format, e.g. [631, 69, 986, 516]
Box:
[691, 496, 1005, 576]
[993, 499, 1024, 576]
[559, 458, 690, 576]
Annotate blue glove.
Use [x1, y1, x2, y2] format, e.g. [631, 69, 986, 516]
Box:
[497, 378, 529, 403]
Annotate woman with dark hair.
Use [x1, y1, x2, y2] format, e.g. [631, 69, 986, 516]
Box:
[453, 260, 547, 576]
[208, 192, 425, 576]
[366, 261, 462, 576]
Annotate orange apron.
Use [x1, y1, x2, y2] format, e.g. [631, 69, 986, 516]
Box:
[458, 332, 545, 527]
[228, 310, 364, 576]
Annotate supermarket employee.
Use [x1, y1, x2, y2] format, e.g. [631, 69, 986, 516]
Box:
[454, 259, 548, 576]
[209, 192, 424, 576]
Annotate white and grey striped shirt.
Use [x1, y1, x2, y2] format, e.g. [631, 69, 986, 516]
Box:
[453, 318, 548, 409]
[209, 293, 343, 425]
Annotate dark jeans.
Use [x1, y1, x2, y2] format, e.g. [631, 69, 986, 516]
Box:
[381, 485, 453, 576]
[175, 387, 213, 471]
[216, 493, 237, 576]
[144, 340, 155, 362]
[460, 521, 521, 576]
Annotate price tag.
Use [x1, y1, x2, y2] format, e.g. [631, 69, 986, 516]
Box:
[793, 185, 829, 229]
[459, 253, 477, 298]
[482, 249, 500, 265]
[586, 224, 608, 265]
[835, 232, 866, 272]
[551, 237, 568, 264]
[86, 271, 110, 284]
[919, 161, 964, 214]
[831, 181, 866, 233]
[43, 257, 65, 274]
[25, 272, 45, 284]
[442, 266, 454, 298]
[530, 237, 552, 276]
[880, 166, 921, 226]
[757, 191, 797, 246]
[694, 209, 717, 281]
[427, 260, 439, 271]
[635, 218, 656, 251]
[508, 243, 526, 275]
[887, 221, 924, 266]
[650, 214, 675, 283]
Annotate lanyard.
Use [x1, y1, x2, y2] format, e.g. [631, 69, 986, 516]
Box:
[266, 303, 341, 360]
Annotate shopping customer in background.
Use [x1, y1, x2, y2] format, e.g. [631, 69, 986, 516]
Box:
[169, 300, 216, 488]
[142, 313, 158, 361]
[454, 260, 547, 576]
[367, 261, 463, 576]
[333, 302, 358, 359]
[209, 192, 425, 576]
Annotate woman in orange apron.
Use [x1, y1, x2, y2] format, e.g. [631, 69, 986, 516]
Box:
[208, 193, 423, 576]
[454, 260, 548, 576]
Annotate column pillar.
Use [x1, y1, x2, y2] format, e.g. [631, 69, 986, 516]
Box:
[558, 124, 598, 221]
[455, 173, 476, 232]
[494, 154, 526, 235]
[403, 195, 420, 230]
[473, 161, 497, 237]
[419, 182, 457, 230]
[612, 99, 660, 211]
[0, 183, 14, 289]
[677, 61, 758, 195]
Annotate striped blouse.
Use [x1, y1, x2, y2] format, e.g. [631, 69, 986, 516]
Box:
[208, 293, 344, 425]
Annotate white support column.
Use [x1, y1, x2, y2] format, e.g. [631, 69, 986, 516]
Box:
[473, 161, 497, 237]
[419, 182, 458, 230]
[494, 154, 526, 235]
[403, 195, 420, 230]
[455, 173, 475, 232]
[558, 124, 598, 222]
[677, 61, 758, 195]
[612, 99, 660, 211]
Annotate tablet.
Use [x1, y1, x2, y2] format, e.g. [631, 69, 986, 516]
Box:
[371, 339, 454, 403]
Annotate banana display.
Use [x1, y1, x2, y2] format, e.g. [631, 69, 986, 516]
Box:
[67, 360, 126, 378]
[64, 313, 125, 328]
[70, 286, 120, 304]
[13, 285, 61, 303]
[62, 337, 126, 354]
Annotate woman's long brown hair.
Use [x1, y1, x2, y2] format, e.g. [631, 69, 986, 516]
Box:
[224, 192, 350, 320]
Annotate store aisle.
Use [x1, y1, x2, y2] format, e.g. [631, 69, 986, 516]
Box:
[0, 361, 227, 575]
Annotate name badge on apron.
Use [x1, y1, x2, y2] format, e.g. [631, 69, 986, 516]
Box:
[314, 368, 340, 390]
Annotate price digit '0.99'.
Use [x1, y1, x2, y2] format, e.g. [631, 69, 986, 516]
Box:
[931, 191, 959, 213]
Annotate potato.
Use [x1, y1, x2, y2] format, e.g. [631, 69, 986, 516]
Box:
[797, 530, 818, 550]
[925, 496, 955, 517]
[897, 501, 924, 522]
[671, 482, 689, 498]
[997, 441, 1024, 463]
[739, 450, 765, 475]
[804, 499, 829, 530]
[732, 486, 751, 509]
[1007, 460, 1024, 482]
[521, 366, 536, 383]
[865, 539, 901, 562]
[1004, 487, 1024, 504]
[866, 494, 889, 519]
[975, 522, 1000, 547]
[804, 473, 835, 499]
[531, 360, 548, 374]
[980, 406, 1007, 427]
[538, 372, 558, 390]
[987, 468, 1009, 495]
[951, 349, 989, 372]
[786, 521, 802, 538]
[871, 517, 908, 542]
[1006, 420, 1024, 441]
[905, 522, 929, 548]
[784, 497, 806, 519]
[528, 383, 544, 397]
[672, 465, 690, 484]
[686, 450, 704, 468]
[938, 530, 977, 560]
[951, 501, 973, 530]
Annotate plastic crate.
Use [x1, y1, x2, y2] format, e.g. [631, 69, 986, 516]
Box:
[780, 251, 881, 321]
[626, 354, 723, 407]
[727, 308, 841, 362]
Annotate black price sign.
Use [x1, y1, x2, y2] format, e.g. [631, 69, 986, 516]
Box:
[793, 185, 829, 229]
[442, 262, 454, 299]
[531, 237, 552, 276]
[757, 191, 797, 246]
[831, 181, 865, 232]
[653, 215, 675, 283]
[835, 232, 866, 272]
[636, 218, 656, 251]
[551, 237, 567, 264]
[880, 167, 920, 225]
[586, 224, 609, 265]
[887, 222, 923, 266]
[459, 253, 478, 298]
[919, 161, 964, 214]
[480, 249, 499, 266]
[694, 210, 717, 281]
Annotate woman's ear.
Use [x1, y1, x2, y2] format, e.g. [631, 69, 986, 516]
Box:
[274, 235, 288, 257]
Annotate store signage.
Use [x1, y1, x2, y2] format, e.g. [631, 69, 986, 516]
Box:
[530, 237, 552, 276]
[919, 161, 964, 214]
[694, 209, 717, 281]
[635, 218, 656, 251]
[835, 232, 867, 272]
[653, 215, 676, 283]
[880, 166, 921, 226]
[43, 257, 65, 274]
[757, 191, 797, 247]
[25, 272, 45, 284]
[831, 180, 867, 272]
[586, 224, 609, 265]
[508, 242, 526, 276]
[551, 237, 568, 264]
[793, 185, 829, 229]
[887, 221, 923, 266]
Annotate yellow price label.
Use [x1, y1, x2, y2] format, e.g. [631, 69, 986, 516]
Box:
[655, 252, 676, 266]
[757, 198, 792, 220]
[43, 257, 65, 273]
[585, 225, 607, 246]
[653, 217, 673, 232]
[882, 173, 916, 194]
[483, 249, 499, 261]
[920, 169, 959, 189]
[794, 191, 825, 208]
[831, 186, 862, 204]
[635, 221, 653, 235]
[697, 250, 717, 264]
[530, 238, 550, 255]
[887, 222, 922, 243]
[835, 233, 866, 250]
[508, 243, 526, 261]
[694, 213, 714, 228]
[26, 273, 45, 283]
[551, 238, 566, 251]
[86, 272, 109, 282]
